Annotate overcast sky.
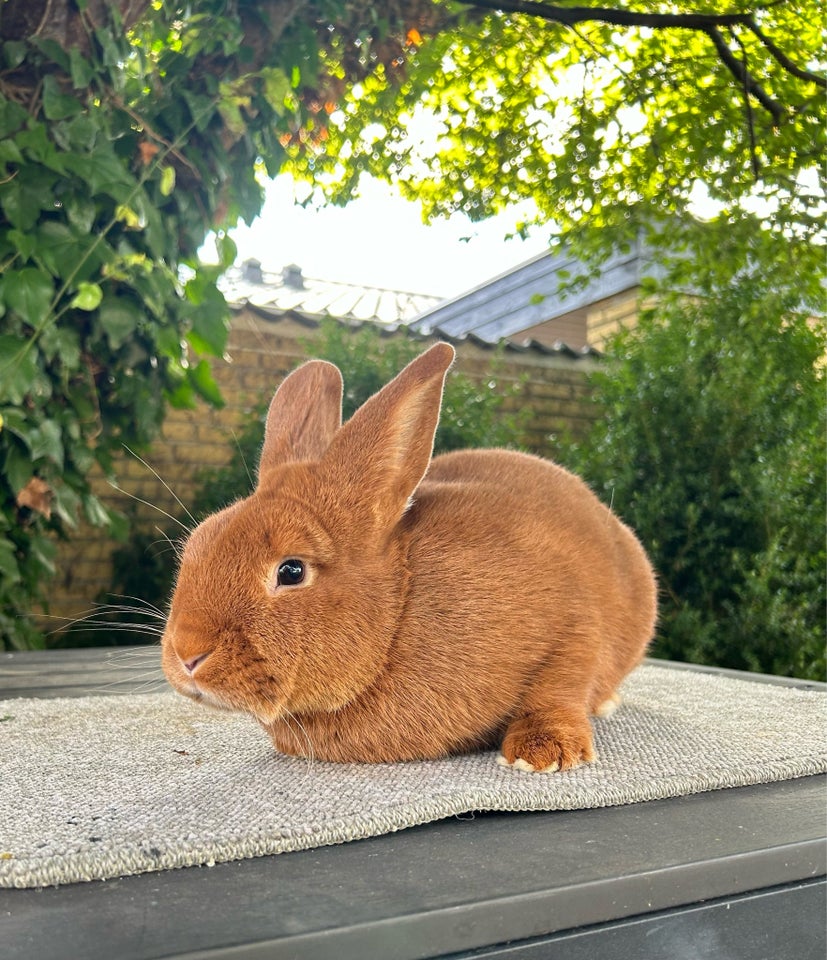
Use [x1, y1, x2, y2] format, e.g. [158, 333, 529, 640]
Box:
[222, 174, 552, 298]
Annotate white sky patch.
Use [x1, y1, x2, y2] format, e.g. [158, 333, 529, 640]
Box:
[207, 173, 549, 297]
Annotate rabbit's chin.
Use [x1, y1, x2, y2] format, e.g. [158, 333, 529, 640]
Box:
[176, 682, 285, 725]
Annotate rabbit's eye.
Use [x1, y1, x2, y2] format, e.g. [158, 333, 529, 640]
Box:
[277, 559, 305, 586]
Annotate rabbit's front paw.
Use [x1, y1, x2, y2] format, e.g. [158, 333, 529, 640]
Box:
[497, 712, 596, 773]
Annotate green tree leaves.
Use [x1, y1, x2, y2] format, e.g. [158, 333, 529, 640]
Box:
[288, 1, 824, 261]
[70, 283, 103, 311]
[41, 75, 83, 120]
[4, 269, 53, 325]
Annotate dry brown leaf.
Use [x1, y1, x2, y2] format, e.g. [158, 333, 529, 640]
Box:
[16, 477, 53, 518]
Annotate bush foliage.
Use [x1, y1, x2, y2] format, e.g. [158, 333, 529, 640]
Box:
[566, 249, 826, 681]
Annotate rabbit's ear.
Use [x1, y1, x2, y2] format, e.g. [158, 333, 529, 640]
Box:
[258, 360, 343, 479]
[324, 342, 455, 526]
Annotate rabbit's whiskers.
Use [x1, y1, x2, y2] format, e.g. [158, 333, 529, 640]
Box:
[122, 444, 198, 530]
[279, 703, 316, 775]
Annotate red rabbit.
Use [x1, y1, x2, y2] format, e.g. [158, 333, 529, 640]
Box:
[162, 343, 657, 772]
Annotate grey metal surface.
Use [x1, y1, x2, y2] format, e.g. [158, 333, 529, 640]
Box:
[0, 645, 165, 699]
[445, 880, 827, 960]
[3, 648, 825, 960]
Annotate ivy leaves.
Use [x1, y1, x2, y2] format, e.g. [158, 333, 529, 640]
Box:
[0, 0, 359, 647]
[4, 269, 53, 329]
[0, 10, 235, 646]
[70, 282, 103, 311]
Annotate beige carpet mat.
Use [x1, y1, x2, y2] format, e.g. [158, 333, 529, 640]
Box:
[2, 662, 825, 888]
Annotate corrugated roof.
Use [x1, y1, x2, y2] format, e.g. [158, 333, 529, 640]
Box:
[223, 258, 602, 359]
[220, 261, 440, 325]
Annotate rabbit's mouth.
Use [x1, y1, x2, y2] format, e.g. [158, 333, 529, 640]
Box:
[186, 681, 287, 726]
[179, 683, 235, 714]
[163, 641, 290, 725]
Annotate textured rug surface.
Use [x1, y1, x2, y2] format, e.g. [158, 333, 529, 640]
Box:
[2, 663, 825, 889]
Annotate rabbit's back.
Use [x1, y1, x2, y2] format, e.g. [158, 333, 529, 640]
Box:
[406, 448, 656, 702]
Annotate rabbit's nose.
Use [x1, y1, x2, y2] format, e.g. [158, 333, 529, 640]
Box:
[181, 652, 210, 675]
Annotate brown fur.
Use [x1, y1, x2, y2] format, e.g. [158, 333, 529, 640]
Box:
[161, 343, 657, 771]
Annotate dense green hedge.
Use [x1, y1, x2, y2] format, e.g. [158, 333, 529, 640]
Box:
[567, 264, 826, 681]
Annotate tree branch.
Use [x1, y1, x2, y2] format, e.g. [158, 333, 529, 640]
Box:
[745, 16, 826, 90]
[459, 1, 814, 121]
[108, 94, 202, 181]
[704, 25, 784, 126]
[730, 27, 761, 179]
[459, 0, 752, 32]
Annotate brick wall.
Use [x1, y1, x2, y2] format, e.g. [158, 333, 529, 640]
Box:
[43, 309, 599, 631]
[585, 289, 640, 351]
